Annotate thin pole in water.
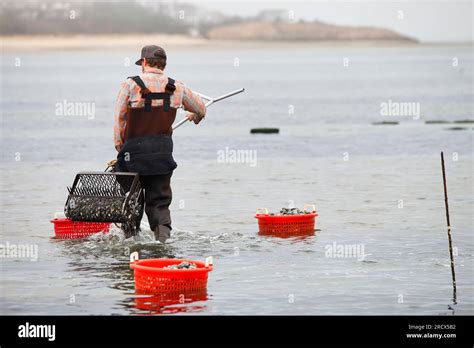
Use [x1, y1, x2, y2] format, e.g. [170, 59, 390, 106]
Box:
[441, 152, 457, 304]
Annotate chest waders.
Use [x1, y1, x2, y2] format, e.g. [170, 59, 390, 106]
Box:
[118, 76, 178, 239]
[124, 76, 177, 140]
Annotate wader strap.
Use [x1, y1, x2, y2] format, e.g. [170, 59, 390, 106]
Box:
[129, 76, 149, 92]
[128, 76, 176, 112]
[166, 78, 176, 94]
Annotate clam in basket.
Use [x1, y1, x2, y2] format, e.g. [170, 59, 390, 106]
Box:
[50, 212, 111, 239]
[130, 252, 214, 294]
[255, 204, 318, 237]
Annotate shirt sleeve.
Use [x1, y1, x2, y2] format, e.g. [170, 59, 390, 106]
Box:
[181, 85, 206, 119]
[113, 81, 130, 151]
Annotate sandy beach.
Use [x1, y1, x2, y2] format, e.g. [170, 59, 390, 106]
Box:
[0, 33, 424, 52]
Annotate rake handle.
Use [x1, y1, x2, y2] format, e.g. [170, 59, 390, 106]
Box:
[172, 88, 245, 130]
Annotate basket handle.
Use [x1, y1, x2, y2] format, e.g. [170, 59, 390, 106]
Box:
[205, 256, 214, 267]
[255, 208, 269, 215]
[130, 251, 139, 263]
[53, 211, 66, 219]
[303, 204, 316, 213]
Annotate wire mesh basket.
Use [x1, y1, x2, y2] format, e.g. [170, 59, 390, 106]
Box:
[64, 172, 142, 223]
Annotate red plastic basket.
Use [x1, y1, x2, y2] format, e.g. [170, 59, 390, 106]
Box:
[255, 205, 318, 237]
[50, 217, 111, 239]
[130, 253, 213, 294]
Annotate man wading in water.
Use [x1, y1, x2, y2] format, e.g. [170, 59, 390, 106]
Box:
[113, 45, 206, 242]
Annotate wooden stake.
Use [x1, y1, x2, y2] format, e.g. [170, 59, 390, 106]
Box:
[441, 152, 457, 303]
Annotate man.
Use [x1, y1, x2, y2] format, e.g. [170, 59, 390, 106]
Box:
[113, 45, 206, 243]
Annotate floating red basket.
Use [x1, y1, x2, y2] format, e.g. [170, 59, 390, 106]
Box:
[130, 253, 214, 294]
[255, 204, 318, 237]
[50, 216, 111, 239]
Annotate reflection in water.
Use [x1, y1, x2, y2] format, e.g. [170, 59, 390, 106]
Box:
[258, 230, 315, 238]
[258, 230, 320, 242]
[132, 290, 208, 314]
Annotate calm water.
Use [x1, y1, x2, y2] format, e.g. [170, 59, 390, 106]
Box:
[0, 44, 473, 315]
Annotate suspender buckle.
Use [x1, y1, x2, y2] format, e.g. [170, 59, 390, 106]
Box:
[128, 76, 175, 112]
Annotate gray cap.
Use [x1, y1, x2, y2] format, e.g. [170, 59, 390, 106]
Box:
[135, 45, 167, 66]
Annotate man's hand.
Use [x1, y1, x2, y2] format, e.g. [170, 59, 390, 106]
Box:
[186, 112, 204, 125]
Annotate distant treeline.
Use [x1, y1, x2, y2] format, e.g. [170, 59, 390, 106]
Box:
[0, 1, 196, 35]
[1, 2, 407, 42]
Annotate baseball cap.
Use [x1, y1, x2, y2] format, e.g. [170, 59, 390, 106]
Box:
[135, 45, 167, 66]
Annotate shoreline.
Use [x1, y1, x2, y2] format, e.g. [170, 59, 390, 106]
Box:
[2, 33, 468, 53]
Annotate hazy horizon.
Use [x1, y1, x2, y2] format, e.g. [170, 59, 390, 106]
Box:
[1, 1, 472, 43]
[199, 0, 473, 43]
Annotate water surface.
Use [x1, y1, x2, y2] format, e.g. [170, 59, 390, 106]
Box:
[1, 44, 473, 315]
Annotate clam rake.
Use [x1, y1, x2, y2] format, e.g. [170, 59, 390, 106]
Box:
[64, 87, 245, 237]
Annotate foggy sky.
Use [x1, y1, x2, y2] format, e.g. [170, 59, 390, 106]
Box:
[198, 0, 473, 42]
